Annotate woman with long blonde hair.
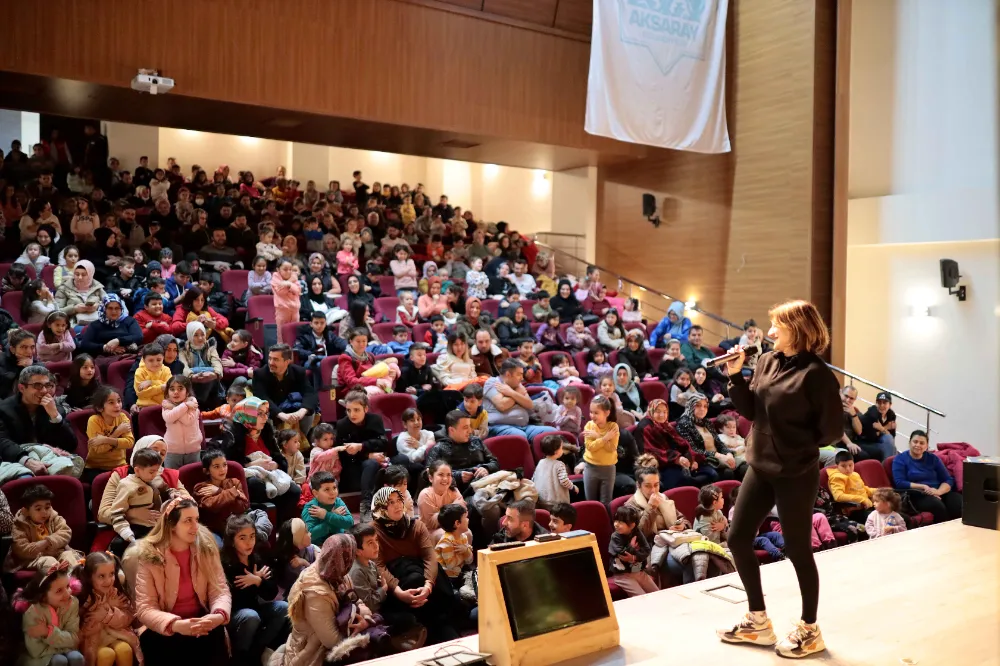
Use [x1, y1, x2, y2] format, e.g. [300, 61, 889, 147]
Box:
[716, 300, 841, 658]
[126, 497, 231, 666]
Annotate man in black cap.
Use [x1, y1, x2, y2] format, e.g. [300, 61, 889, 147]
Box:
[862, 392, 897, 460]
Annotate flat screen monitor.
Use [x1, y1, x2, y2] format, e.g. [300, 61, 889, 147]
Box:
[496, 546, 611, 641]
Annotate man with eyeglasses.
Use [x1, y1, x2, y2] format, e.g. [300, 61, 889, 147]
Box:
[0, 366, 75, 476]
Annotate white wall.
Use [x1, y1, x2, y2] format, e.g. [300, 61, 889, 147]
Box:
[845, 0, 1000, 454]
[328, 147, 427, 192]
[158, 129, 288, 182]
[552, 166, 598, 261]
[0, 110, 41, 154]
[478, 164, 552, 235]
[104, 122, 159, 172]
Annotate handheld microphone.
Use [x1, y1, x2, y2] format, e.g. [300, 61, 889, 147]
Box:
[706, 345, 760, 369]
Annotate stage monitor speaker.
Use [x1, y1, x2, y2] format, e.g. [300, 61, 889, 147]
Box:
[962, 458, 999, 531]
[940, 259, 960, 289]
[642, 193, 656, 218]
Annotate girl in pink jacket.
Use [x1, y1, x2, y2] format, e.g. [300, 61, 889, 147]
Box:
[130, 498, 231, 666]
[271, 258, 302, 344]
[162, 376, 202, 469]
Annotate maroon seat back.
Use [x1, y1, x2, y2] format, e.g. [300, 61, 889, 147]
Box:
[2, 291, 24, 324]
[638, 381, 667, 404]
[318, 355, 342, 422]
[556, 384, 594, 409]
[485, 435, 535, 477]
[372, 322, 400, 343]
[178, 460, 249, 498]
[369, 392, 417, 437]
[665, 486, 700, 523]
[530, 430, 578, 463]
[106, 359, 134, 392]
[609, 494, 632, 518]
[856, 459, 891, 488]
[221, 270, 250, 298]
[2, 476, 88, 551]
[373, 297, 399, 322]
[67, 409, 94, 458]
[571, 500, 613, 569]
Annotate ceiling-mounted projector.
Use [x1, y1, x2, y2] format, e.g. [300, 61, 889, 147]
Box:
[131, 69, 174, 95]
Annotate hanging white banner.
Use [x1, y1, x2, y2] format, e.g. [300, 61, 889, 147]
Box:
[585, 0, 731, 154]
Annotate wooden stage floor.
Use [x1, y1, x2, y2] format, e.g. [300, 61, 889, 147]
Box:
[362, 520, 1000, 665]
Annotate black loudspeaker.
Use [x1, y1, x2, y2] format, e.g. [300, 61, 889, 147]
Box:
[940, 259, 960, 288]
[962, 459, 999, 531]
[642, 193, 656, 218]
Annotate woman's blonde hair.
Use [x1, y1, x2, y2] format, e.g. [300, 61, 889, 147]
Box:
[141, 497, 217, 558]
[768, 300, 830, 354]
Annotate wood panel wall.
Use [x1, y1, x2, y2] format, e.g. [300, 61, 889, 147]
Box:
[597, 0, 838, 334]
[0, 0, 620, 154]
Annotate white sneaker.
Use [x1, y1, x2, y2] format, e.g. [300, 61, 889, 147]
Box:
[775, 621, 826, 658]
[717, 612, 777, 646]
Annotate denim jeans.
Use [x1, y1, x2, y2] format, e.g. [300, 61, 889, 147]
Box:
[487, 424, 556, 440]
[231, 601, 291, 656]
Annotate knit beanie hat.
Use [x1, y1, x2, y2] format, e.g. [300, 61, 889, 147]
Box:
[147, 260, 162, 273]
[232, 396, 266, 427]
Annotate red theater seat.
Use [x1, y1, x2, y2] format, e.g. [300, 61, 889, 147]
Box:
[485, 435, 535, 477]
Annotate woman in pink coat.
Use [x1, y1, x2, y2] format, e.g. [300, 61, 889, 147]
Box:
[129, 497, 231, 666]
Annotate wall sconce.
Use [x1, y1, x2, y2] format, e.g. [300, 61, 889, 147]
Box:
[484, 164, 499, 178]
[910, 305, 931, 317]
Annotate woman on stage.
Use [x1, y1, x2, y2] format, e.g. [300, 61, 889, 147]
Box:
[717, 300, 842, 658]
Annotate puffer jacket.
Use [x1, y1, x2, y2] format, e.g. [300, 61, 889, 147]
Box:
[128, 528, 231, 635]
[162, 399, 203, 455]
[54, 280, 107, 326]
[495, 316, 533, 350]
[178, 338, 223, 378]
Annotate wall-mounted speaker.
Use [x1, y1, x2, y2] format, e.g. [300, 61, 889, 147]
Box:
[940, 259, 960, 288]
[642, 193, 656, 218]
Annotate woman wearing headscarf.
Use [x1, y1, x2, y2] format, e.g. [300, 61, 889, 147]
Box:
[88, 227, 124, 284]
[299, 275, 344, 324]
[549, 279, 586, 324]
[495, 304, 533, 351]
[634, 399, 716, 490]
[34, 224, 61, 262]
[274, 534, 390, 666]
[614, 363, 647, 416]
[676, 393, 742, 481]
[618, 329, 654, 379]
[178, 320, 224, 410]
[97, 435, 190, 529]
[417, 277, 449, 320]
[454, 297, 497, 342]
[371, 487, 462, 644]
[77, 294, 143, 357]
[55, 259, 107, 328]
[345, 274, 375, 313]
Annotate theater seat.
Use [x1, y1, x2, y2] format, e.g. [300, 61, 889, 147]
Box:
[530, 431, 578, 463]
[569, 500, 625, 599]
[246, 295, 276, 348]
[537, 351, 562, 379]
[485, 435, 535, 477]
[106, 359, 134, 393]
[638, 381, 667, 404]
[318, 355, 341, 422]
[665, 486, 699, 522]
[609, 494, 631, 518]
[1, 291, 24, 324]
[67, 409, 94, 459]
[373, 297, 399, 322]
[89, 471, 116, 553]
[3, 476, 89, 581]
[372, 322, 400, 343]
[369, 392, 417, 437]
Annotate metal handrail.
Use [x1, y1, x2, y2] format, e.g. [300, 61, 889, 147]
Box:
[533, 239, 948, 427]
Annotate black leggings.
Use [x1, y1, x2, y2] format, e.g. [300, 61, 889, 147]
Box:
[139, 623, 227, 666]
[729, 466, 820, 624]
[908, 490, 963, 523]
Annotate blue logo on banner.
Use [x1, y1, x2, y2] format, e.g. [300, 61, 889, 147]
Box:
[619, 0, 712, 74]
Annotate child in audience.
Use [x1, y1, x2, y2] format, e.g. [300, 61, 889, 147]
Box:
[19, 564, 83, 666]
[829, 450, 875, 522]
[202, 383, 246, 422]
[532, 291, 556, 323]
[105, 257, 143, 312]
[221, 514, 289, 664]
[565, 316, 595, 351]
[587, 347, 613, 384]
[271, 258, 302, 344]
[133, 342, 172, 408]
[84, 386, 134, 483]
[256, 226, 283, 264]
[275, 517, 316, 591]
[158, 248, 175, 280]
[583, 396, 619, 505]
[424, 314, 448, 353]
[669, 368, 694, 405]
[553, 386, 583, 439]
[376, 465, 416, 519]
[308, 422, 343, 468]
[279, 429, 307, 485]
[435, 503, 473, 580]
[535, 313, 565, 352]
[107, 448, 165, 557]
[517, 340, 542, 384]
[161, 375, 201, 469]
[548, 503, 577, 534]
[1, 263, 28, 294]
[193, 449, 250, 539]
[76, 551, 140, 666]
[551, 353, 585, 386]
[248, 256, 273, 295]
[36, 311, 74, 364]
[222, 329, 262, 383]
[390, 244, 418, 295]
[387, 324, 413, 355]
[693, 484, 729, 544]
[348, 523, 420, 642]
[336, 238, 359, 275]
[396, 291, 419, 327]
[609, 505, 658, 597]
[396, 343, 440, 400]
[6, 484, 83, 574]
[301, 471, 354, 547]
[459, 383, 489, 440]
[865, 488, 906, 539]
[54, 245, 80, 288]
[533, 434, 578, 507]
[396, 407, 436, 466]
[622, 298, 643, 323]
[464, 256, 489, 300]
[23, 280, 56, 326]
[727, 486, 785, 560]
[64, 354, 99, 411]
[715, 413, 747, 461]
[656, 339, 686, 382]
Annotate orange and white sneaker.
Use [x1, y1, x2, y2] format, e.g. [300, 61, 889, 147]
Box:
[775, 621, 826, 658]
[717, 612, 777, 646]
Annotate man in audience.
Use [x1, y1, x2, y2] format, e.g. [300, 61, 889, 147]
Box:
[200, 227, 239, 272]
[650, 300, 692, 347]
[0, 366, 75, 476]
[26, 171, 61, 207]
[211, 200, 235, 229]
[839, 386, 874, 461]
[679, 326, 714, 371]
[861, 392, 898, 460]
[490, 499, 548, 545]
[252, 344, 316, 427]
[509, 258, 536, 297]
[149, 195, 180, 233]
[133, 293, 173, 344]
[484, 359, 556, 440]
[433, 194, 455, 223]
[83, 123, 110, 188]
[226, 211, 257, 261]
[471, 329, 508, 377]
[426, 410, 501, 495]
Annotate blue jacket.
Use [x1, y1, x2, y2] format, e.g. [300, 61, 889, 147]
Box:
[892, 450, 954, 490]
[77, 317, 143, 356]
[650, 301, 692, 347]
[164, 276, 188, 309]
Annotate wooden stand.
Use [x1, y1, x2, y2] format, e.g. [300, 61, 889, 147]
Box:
[476, 535, 620, 666]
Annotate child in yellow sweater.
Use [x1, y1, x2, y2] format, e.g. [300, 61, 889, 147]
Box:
[583, 395, 619, 506]
[828, 451, 875, 522]
[133, 343, 172, 408]
[84, 387, 134, 484]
